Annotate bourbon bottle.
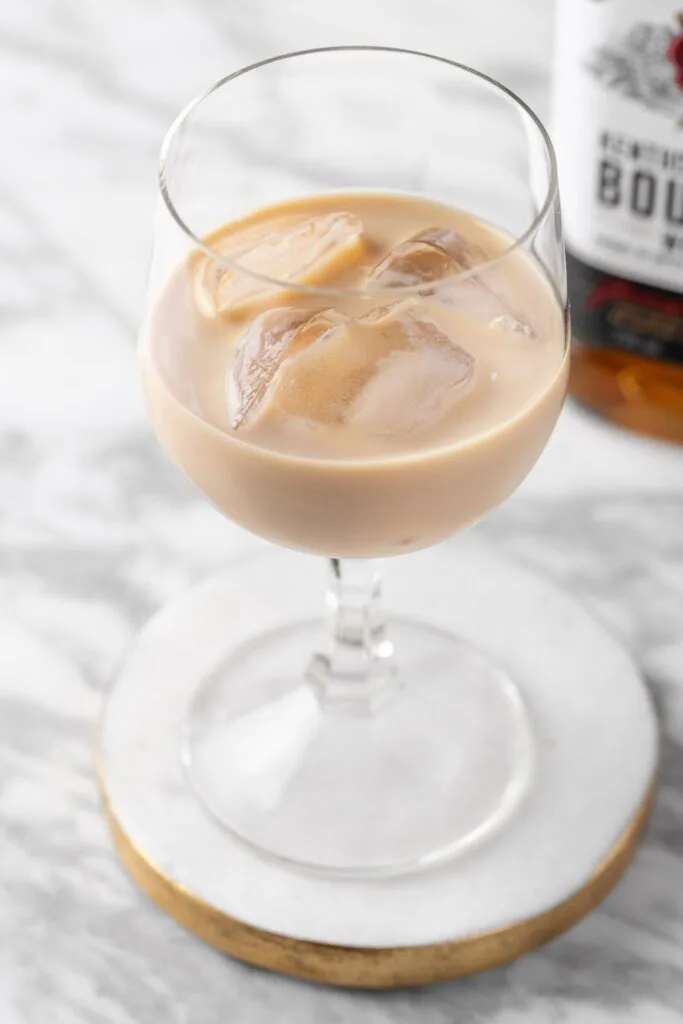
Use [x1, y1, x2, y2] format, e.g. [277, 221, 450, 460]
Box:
[553, 0, 683, 443]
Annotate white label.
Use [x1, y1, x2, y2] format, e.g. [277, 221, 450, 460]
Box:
[553, 0, 683, 292]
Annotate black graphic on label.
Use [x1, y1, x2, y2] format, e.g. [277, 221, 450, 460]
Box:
[585, 20, 683, 117]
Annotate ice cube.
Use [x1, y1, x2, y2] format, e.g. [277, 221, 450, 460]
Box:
[369, 226, 537, 340]
[489, 313, 536, 339]
[347, 304, 475, 435]
[414, 227, 489, 270]
[348, 343, 474, 435]
[270, 301, 475, 435]
[194, 212, 365, 318]
[368, 241, 456, 289]
[459, 262, 537, 340]
[436, 273, 535, 339]
[229, 306, 348, 428]
[368, 227, 488, 289]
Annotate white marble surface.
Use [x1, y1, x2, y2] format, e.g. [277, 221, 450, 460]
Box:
[2, 0, 683, 1020]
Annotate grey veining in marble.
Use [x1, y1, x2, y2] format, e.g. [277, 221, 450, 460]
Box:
[2, 0, 683, 1020]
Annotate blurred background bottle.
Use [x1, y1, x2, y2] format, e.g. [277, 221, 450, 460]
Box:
[553, 0, 683, 443]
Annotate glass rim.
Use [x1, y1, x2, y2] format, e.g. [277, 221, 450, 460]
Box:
[158, 45, 560, 298]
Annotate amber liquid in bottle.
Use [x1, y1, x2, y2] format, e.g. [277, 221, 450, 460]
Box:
[568, 255, 683, 444]
[571, 343, 683, 444]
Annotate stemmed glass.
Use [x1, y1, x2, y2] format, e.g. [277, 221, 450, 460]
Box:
[140, 47, 568, 876]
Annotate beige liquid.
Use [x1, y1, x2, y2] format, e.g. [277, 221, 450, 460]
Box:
[142, 192, 568, 557]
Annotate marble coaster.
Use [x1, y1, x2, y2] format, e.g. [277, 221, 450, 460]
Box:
[99, 539, 658, 987]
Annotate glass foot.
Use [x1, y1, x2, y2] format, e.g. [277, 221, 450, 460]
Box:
[182, 616, 533, 877]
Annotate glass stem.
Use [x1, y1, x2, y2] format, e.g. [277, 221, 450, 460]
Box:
[307, 558, 398, 712]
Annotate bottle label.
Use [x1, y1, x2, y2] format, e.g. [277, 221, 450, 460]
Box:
[554, 0, 683, 361]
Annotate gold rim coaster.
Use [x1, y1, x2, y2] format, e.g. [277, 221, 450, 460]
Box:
[102, 783, 654, 989]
